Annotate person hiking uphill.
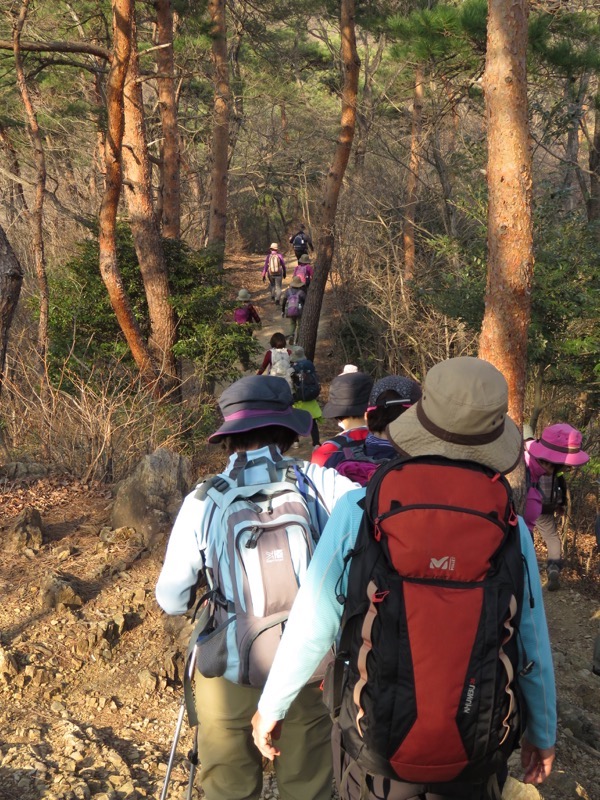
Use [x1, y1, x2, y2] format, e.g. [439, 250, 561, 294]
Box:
[280, 276, 306, 345]
[253, 357, 556, 800]
[256, 332, 294, 389]
[311, 371, 373, 480]
[155, 375, 359, 800]
[289, 223, 313, 261]
[290, 346, 322, 449]
[233, 288, 261, 327]
[262, 242, 286, 304]
[364, 375, 422, 461]
[524, 422, 589, 591]
[292, 254, 314, 291]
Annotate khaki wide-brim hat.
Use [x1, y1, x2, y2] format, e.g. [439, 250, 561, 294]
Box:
[290, 276, 305, 288]
[270, 242, 278, 250]
[387, 357, 522, 475]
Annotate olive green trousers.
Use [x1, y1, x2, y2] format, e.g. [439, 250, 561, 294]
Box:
[194, 674, 333, 800]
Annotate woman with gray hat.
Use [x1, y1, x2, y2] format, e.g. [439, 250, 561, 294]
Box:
[156, 375, 358, 800]
[253, 357, 556, 800]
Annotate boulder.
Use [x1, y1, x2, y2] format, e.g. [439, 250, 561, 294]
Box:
[502, 777, 541, 799]
[40, 572, 83, 610]
[2, 506, 45, 552]
[111, 448, 192, 543]
[0, 462, 48, 480]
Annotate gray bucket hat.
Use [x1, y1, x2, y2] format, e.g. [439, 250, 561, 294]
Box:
[387, 357, 522, 475]
[208, 375, 312, 444]
[322, 372, 374, 419]
[237, 288, 251, 301]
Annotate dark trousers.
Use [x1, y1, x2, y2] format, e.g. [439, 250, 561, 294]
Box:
[332, 724, 505, 800]
[311, 419, 320, 447]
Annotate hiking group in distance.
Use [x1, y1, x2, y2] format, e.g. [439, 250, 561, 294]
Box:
[156, 226, 591, 800]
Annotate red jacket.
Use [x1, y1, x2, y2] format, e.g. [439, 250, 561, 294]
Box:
[311, 427, 368, 468]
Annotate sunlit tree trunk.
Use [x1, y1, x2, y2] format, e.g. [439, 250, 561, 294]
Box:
[13, 0, 48, 372]
[207, 0, 230, 252]
[0, 224, 23, 397]
[122, 13, 178, 389]
[299, 0, 359, 361]
[155, 0, 180, 239]
[99, 0, 157, 389]
[587, 101, 600, 231]
[479, 0, 533, 427]
[403, 64, 424, 283]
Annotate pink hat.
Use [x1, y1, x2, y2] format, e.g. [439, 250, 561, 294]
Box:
[528, 423, 589, 467]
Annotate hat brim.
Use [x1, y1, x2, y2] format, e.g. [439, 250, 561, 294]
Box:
[387, 403, 523, 475]
[208, 406, 313, 444]
[528, 440, 589, 467]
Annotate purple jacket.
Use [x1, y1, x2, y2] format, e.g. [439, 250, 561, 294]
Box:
[524, 443, 546, 532]
[262, 252, 286, 279]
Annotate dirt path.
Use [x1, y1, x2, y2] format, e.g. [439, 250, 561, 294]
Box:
[226, 252, 342, 454]
[0, 258, 599, 800]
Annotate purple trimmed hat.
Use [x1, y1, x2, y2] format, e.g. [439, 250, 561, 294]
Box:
[208, 375, 312, 444]
[528, 423, 589, 467]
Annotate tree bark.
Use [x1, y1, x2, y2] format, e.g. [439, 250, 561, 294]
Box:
[207, 0, 231, 250]
[0, 224, 23, 397]
[0, 122, 28, 222]
[99, 0, 157, 389]
[155, 0, 180, 239]
[122, 13, 178, 388]
[13, 0, 49, 371]
[403, 64, 424, 283]
[479, 0, 533, 428]
[587, 101, 600, 230]
[298, 0, 360, 361]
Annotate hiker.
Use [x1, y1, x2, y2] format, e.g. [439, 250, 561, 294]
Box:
[290, 346, 322, 449]
[256, 332, 294, 389]
[524, 423, 589, 591]
[311, 371, 374, 483]
[288, 223, 314, 261]
[292, 254, 314, 291]
[280, 276, 306, 345]
[155, 375, 359, 800]
[233, 288, 261, 328]
[364, 375, 422, 460]
[253, 356, 557, 800]
[262, 242, 286, 304]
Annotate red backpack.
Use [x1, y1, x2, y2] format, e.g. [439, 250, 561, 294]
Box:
[327, 456, 525, 786]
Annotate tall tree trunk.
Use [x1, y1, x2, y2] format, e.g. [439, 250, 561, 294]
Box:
[122, 13, 178, 388]
[354, 30, 385, 172]
[13, 0, 49, 372]
[298, 0, 360, 361]
[587, 100, 600, 231]
[155, 0, 180, 239]
[0, 122, 28, 221]
[0, 223, 23, 397]
[207, 0, 231, 250]
[403, 64, 424, 283]
[479, 0, 533, 428]
[560, 72, 589, 214]
[99, 0, 157, 389]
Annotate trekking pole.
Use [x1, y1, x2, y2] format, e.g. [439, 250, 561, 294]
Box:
[160, 644, 198, 800]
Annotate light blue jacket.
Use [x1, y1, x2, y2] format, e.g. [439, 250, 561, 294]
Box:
[258, 488, 557, 751]
[155, 446, 359, 683]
